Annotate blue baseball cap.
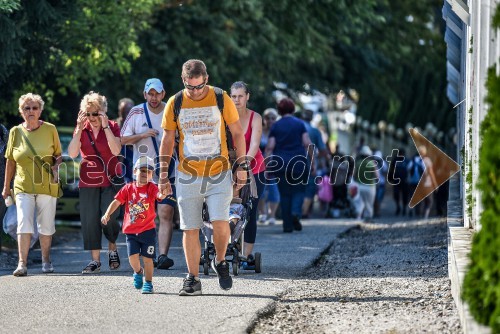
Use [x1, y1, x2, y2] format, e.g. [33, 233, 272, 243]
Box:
[144, 78, 164, 93]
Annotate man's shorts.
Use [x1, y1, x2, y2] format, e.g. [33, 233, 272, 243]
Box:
[176, 170, 233, 230]
[126, 228, 156, 258]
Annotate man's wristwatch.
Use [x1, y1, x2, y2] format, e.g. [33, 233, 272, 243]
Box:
[236, 161, 250, 171]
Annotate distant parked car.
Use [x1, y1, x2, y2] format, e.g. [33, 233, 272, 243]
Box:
[56, 126, 80, 218]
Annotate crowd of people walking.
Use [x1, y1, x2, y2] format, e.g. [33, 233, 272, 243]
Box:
[1, 58, 441, 296]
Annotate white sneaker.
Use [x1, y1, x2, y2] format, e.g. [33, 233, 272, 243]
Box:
[13, 264, 27, 277]
[42, 262, 54, 273]
[258, 214, 267, 223]
[267, 217, 276, 225]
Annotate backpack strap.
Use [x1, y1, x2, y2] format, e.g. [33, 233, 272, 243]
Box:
[142, 102, 161, 176]
[213, 87, 224, 113]
[213, 87, 235, 153]
[173, 90, 184, 123]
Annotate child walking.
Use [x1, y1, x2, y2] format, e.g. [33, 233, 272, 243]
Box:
[101, 156, 166, 294]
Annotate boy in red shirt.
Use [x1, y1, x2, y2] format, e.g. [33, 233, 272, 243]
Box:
[102, 156, 166, 294]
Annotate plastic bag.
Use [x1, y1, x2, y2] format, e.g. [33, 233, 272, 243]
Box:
[2, 204, 39, 248]
[317, 176, 333, 203]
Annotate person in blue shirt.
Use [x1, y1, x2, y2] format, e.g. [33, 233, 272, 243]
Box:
[265, 98, 312, 232]
[301, 109, 329, 218]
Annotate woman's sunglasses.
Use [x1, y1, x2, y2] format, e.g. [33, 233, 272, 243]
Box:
[23, 106, 39, 111]
[86, 112, 100, 117]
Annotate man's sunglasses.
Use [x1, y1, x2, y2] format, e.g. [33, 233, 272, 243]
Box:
[184, 81, 207, 91]
[86, 112, 100, 117]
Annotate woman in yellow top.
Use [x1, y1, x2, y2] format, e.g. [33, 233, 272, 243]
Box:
[2, 93, 62, 277]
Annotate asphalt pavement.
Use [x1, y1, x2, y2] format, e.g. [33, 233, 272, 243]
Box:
[0, 218, 356, 333]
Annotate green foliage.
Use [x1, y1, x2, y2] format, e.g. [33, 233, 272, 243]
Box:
[352, 0, 452, 130]
[493, 6, 500, 28]
[1, 0, 451, 132]
[0, 0, 20, 13]
[462, 65, 500, 330]
[106, 0, 371, 108]
[0, 0, 163, 125]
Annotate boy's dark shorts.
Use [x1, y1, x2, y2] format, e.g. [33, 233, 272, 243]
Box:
[126, 228, 156, 259]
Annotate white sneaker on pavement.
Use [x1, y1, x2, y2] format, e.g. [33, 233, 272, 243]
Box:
[13, 264, 27, 277]
[42, 262, 54, 273]
[267, 217, 276, 225]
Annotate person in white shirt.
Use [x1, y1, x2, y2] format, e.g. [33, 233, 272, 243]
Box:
[121, 78, 176, 270]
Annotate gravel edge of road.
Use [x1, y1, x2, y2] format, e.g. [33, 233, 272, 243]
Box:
[245, 226, 359, 333]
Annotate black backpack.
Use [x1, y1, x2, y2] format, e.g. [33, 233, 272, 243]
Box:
[172, 87, 236, 167]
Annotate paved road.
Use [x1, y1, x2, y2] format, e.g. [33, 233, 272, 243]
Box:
[0, 219, 356, 333]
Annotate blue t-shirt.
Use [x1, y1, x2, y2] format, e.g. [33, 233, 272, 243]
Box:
[303, 121, 325, 152]
[269, 116, 307, 163]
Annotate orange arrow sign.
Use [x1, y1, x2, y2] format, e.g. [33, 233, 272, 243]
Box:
[408, 128, 461, 208]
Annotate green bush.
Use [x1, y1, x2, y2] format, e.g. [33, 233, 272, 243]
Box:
[462, 58, 500, 330]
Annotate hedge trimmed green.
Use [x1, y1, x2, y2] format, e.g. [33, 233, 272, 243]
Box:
[462, 8, 500, 328]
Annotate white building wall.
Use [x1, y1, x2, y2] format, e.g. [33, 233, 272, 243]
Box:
[444, 0, 499, 230]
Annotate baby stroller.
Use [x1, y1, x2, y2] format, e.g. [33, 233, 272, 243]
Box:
[200, 173, 262, 276]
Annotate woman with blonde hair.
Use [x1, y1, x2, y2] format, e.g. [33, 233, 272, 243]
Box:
[3, 93, 62, 276]
[68, 91, 123, 274]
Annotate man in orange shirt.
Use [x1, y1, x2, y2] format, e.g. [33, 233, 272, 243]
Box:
[159, 59, 247, 296]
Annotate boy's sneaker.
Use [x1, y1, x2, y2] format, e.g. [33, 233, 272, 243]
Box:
[142, 281, 154, 294]
[157, 254, 174, 270]
[82, 261, 101, 274]
[258, 214, 267, 224]
[211, 259, 233, 291]
[108, 250, 120, 270]
[42, 262, 54, 273]
[133, 270, 143, 289]
[13, 264, 27, 277]
[179, 274, 202, 296]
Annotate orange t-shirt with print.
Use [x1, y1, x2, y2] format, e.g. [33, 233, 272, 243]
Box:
[161, 86, 239, 177]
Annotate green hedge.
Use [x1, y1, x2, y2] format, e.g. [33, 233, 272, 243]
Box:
[462, 9, 500, 328]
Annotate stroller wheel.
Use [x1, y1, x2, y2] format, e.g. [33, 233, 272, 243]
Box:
[203, 248, 210, 275]
[232, 261, 239, 276]
[203, 261, 209, 275]
[232, 249, 239, 276]
[254, 252, 262, 273]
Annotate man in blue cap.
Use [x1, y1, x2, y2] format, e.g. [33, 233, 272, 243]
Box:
[121, 78, 177, 270]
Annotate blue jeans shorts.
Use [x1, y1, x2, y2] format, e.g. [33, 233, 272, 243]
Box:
[304, 176, 317, 199]
[126, 228, 156, 259]
[262, 183, 280, 203]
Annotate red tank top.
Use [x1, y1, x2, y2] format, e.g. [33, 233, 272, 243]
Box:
[244, 111, 266, 174]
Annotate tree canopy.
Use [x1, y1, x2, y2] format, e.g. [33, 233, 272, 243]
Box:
[0, 0, 452, 130]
